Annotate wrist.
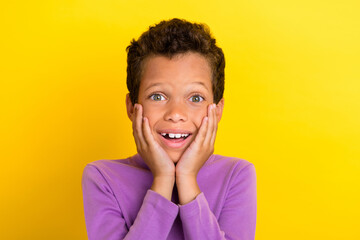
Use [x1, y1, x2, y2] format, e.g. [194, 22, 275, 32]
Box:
[151, 175, 175, 201]
[175, 174, 197, 183]
[176, 176, 201, 205]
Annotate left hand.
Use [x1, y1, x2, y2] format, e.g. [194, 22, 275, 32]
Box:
[175, 103, 218, 179]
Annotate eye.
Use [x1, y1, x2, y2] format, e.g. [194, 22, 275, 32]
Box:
[189, 95, 204, 103]
[150, 93, 166, 101]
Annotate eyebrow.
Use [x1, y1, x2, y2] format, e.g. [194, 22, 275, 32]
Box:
[191, 81, 209, 91]
[145, 81, 209, 92]
[144, 82, 163, 92]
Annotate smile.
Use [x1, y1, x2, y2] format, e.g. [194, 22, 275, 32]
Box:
[158, 130, 192, 149]
[160, 133, 190, 139]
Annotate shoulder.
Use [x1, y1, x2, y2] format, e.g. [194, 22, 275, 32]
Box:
[207, 155, 257, 194]
[205, 154, 255, 174]
[82, 154, 150, 185]
[199, 154, 256, 188]
[85, 154, 147, 171]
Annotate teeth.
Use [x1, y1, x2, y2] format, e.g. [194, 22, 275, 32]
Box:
[161, 133, 190, 138]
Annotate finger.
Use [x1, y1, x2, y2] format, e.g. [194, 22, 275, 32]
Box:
[204, 104, 214, 146]
[132, 104, 141, 148]
[210, 104, 218, 145]
[142, 116, 156, 147]
[194, 114, 208, 145]
[134, 104, 146, 149]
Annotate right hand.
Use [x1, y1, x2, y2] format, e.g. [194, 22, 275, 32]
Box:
[132, 103, 175, 179]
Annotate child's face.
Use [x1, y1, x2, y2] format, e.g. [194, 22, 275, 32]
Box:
[128, 52, 224, 163]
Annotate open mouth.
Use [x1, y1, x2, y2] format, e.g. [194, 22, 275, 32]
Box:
[160, 133, 191, 141]
[158, 131, 193, 148]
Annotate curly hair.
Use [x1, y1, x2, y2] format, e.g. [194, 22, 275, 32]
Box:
[126, 18, 225, 105]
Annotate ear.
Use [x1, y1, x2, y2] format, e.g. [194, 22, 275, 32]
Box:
[215, 98, 224, 123]
[126, 93, 135, 122]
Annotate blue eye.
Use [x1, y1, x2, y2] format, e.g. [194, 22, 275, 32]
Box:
[190, 95, 204, 103]
[150, 93, 165, 101]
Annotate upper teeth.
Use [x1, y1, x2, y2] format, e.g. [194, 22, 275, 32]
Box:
[161, 133, 189, 138]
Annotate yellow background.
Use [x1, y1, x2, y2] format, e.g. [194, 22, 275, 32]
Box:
[1, 0, 359, 239]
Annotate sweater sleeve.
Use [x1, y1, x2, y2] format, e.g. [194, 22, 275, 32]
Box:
[81, 164, 179, 240]
[179, 163, 257, 240]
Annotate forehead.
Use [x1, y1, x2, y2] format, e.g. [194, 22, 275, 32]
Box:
[140, 52, 212, 90]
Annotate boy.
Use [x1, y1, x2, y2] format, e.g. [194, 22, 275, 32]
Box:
[82, 18, 257, 240]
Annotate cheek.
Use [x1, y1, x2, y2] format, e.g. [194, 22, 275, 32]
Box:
[141, 105, 160, 129]
[141, 103, 154, 119]
[192, 107, 208, 128]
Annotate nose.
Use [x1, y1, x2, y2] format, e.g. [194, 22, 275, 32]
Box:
[164, 101, 188, 122]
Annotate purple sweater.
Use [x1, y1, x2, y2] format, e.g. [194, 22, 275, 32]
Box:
[82, 154, 257, 240]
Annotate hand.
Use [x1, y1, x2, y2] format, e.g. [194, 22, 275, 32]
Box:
[132, 103, 175, 200]
[132, 103, 175, 178]
[175, 103, 218, 179]
[174, 103, 218, 204]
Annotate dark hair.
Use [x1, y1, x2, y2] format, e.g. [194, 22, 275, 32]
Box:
[126, 18, 225, 105]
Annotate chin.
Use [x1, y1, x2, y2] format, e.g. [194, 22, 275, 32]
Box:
[168, 152, 182, 164]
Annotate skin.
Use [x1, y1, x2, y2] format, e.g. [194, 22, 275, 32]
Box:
[126, 52, 224, 204]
